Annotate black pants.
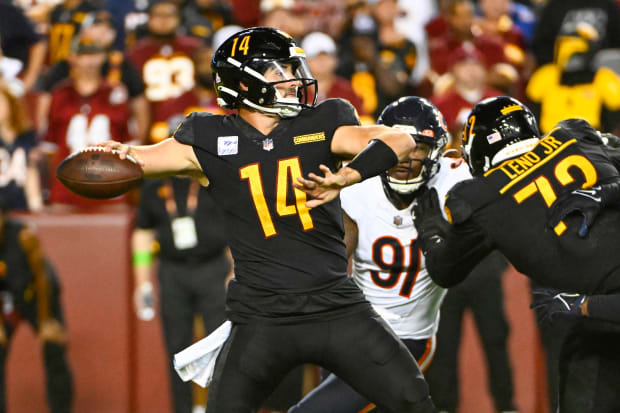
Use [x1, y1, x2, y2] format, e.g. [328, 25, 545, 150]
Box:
[288, 337, 433, 413]
[536, 310, 620, 413]
[206, 307, 436, 413]
[425, 252, 515, 412]
[0, 261, 73, 413]
[158, 253, 228, 413]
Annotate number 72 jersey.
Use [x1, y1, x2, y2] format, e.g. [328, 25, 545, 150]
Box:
[340, 157, 472, 339]
[445, 119, 620, 294]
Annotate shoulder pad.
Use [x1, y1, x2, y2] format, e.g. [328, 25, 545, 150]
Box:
[555, 119, 603, 145]
[444, 182, 474, 224]
[316, 98, 361, 125]
[172, 111, 219, 146]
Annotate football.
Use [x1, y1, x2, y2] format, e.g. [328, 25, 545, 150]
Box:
[56, 148, 144, 199]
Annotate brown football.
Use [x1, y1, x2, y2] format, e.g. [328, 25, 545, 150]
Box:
[56, 148, 144, 199]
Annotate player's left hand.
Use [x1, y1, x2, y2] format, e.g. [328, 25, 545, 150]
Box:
[548, 186, 604, 238]
[294, 164, 354, 208]
[530, 288, 587, 325]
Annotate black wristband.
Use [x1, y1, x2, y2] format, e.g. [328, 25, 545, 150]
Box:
[586, 294, 620, 323]
[347, 139, 399, 181]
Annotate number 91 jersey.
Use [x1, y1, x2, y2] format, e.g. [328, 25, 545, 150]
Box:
[341, 157, 471, 339]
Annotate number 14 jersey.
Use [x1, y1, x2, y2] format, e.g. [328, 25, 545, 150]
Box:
[173, 99, 370, 323]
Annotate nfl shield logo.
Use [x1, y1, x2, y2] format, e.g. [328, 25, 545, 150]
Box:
[393, 216, 403, 226]
[262, 138, 274, 151]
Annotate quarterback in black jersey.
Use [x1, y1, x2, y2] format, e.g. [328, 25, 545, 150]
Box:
[413, 96, 620, 412]
[96, 27, 435, 412]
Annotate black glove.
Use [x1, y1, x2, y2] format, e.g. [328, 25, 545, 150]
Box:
[413, 187, 451, 251]
[530, 288, 587, 325]
[548, 182, 620, 237]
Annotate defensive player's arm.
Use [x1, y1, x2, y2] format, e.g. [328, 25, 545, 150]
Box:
[295, 126, 414, 207]
[98, 138, 208, 185]
[342, 211, 358, 259]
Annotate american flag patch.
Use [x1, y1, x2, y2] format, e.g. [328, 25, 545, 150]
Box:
[487, 131, 502, 144]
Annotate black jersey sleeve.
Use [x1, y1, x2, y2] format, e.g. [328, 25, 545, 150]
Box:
[172, 112, 199, 146]
[424, 220, 493, 288]
[424, 186, 494, 288]
[587, 294, 620, 323]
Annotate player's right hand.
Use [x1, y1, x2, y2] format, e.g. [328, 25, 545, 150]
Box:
[96, 141, 145, 167]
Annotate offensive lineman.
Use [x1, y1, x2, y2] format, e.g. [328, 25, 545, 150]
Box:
[96, 27, 436, 412]
[413, 96, 620, 412]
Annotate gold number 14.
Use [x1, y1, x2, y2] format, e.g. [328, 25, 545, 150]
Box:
[240, 158, 314, 237]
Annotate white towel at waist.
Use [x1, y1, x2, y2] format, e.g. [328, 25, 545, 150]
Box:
[173, 320, 232, 387]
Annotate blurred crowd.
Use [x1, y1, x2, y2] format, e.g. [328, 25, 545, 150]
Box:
[1, 0, 620, 212]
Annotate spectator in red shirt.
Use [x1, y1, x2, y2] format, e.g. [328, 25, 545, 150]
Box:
[127, 0, 202, 143]
[432, 44, 502, 156]
[427, 0, 520, 94]
[301, 31, 368, 121]
[476, 0, 531, 49]
[42, 36, 132, 210]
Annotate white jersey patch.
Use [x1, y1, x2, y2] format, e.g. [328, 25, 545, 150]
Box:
[341, 157, 471, 339]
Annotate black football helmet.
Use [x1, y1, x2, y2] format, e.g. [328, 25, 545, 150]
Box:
[462, 96, 540, 176]
[377, 96, 449, 194]
[211, 27, 318, 118]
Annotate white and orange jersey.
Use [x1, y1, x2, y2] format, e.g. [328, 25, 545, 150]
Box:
[340, 157, 471, 339]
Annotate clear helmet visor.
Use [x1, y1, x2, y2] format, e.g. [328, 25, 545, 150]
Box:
[255, 57, 317, 116]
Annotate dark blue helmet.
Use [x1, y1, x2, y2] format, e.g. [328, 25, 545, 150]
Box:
[377, 96, 449, 193]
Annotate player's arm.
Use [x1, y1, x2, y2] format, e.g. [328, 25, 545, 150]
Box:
[532, 289, 620, 324]
[132, 228, 156, 319]
[422, 222, 493, 288]
[413, 188, 492, 287]
[331, 125, 415, 161]
[97, 138, 208, 185]
[295, 126, 415, 207]
[342, 211, 358, 259]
